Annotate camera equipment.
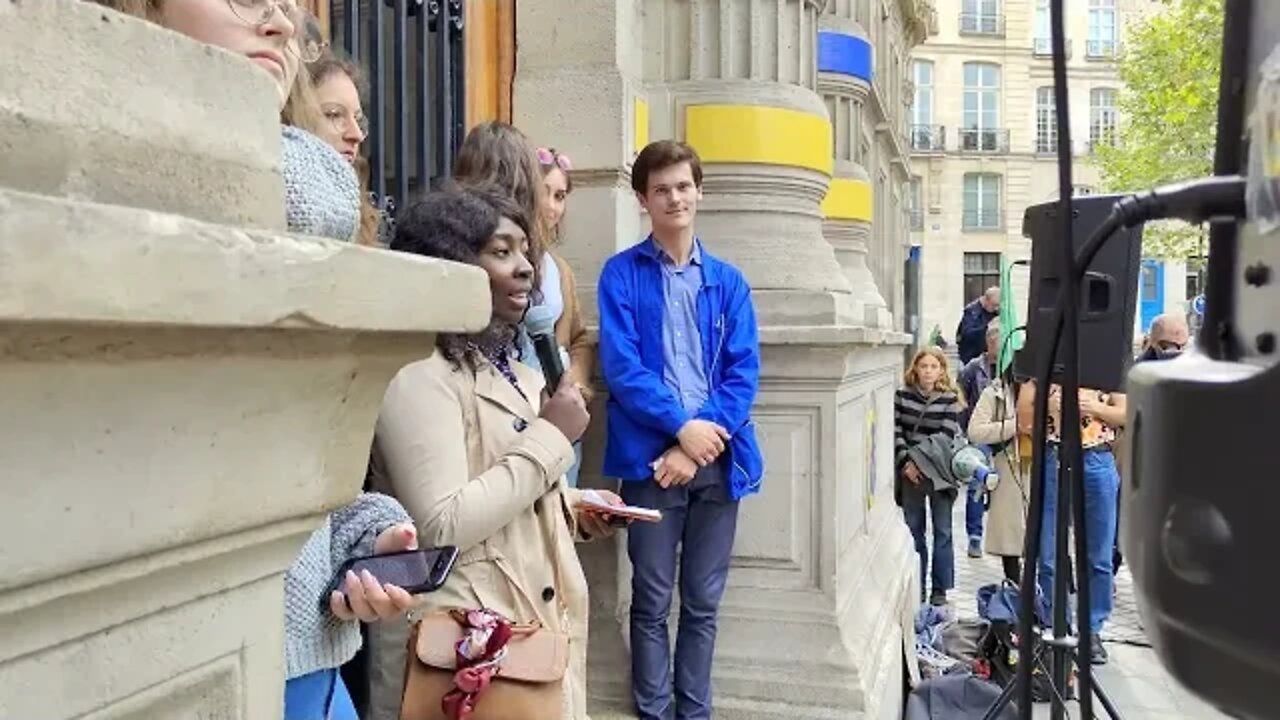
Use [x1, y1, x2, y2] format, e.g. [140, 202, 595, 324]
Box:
[984, 2, 1258, 719]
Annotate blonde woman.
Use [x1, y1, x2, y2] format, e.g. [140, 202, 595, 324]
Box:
[894, 347, 965, 606]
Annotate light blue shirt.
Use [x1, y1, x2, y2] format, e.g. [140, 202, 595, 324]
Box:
[658, 240, 709, 415]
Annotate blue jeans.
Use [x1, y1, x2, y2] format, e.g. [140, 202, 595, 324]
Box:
[284, 669, 357, 720]
[965, 449, 989, 540]
[623, 464, 739, 720]
[902, 483, 956, 597]
[1037, 445, 1120, 633]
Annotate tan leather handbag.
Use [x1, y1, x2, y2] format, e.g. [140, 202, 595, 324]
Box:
[399, 608, 569, 720]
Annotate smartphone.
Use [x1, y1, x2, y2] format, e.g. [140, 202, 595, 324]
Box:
[331, 546, 459, 596]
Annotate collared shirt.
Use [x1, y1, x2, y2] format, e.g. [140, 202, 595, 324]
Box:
[656, 239, 709, 414]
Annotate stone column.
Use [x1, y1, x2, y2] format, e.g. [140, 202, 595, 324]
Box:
[817, 14, 894, 328]
[513, 0, 647, 326]
[0, 4, 488, 718]
[638, 0, 857, 327]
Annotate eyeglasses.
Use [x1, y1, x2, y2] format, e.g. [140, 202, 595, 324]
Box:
[321, 103, 369, 137]
[536, 147, 572, 172]
[226, 0, 323, 63]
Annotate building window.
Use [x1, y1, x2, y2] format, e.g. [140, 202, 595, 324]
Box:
[960, 0, 1003, 36]
[962, 62, 1003, 151]
[964, 252, 1002, 303]
[1090, 88, 1118, 150]
[1036, 86, 1057, 153]
[1033, 0, 1051, 55]
[963, 173, 1002, 230]
[909, 177, 923, 230]
[910, 61, 941, 151]
[1087, 0, 1118, 58]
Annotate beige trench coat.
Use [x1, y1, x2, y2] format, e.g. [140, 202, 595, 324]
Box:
[967, 380, 1028, 557]
[364, 351, 590, 720]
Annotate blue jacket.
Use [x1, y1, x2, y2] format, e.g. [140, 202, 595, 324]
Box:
[598, 238, 764, 500]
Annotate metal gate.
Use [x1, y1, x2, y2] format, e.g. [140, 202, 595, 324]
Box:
[330, 0, 466, 215]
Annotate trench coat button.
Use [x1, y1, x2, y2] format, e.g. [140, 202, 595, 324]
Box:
[542, 586, 556, 602]
[513, 417, 528, 432]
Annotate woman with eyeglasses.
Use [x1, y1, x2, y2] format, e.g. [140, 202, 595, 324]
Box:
[304, 34, 390, 248]
[92, 2, 419, 717]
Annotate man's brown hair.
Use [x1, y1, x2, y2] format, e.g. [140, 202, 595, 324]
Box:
[631, 140, 703, 194]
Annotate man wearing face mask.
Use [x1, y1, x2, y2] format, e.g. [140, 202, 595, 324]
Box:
[1112, 312, 1190, 575]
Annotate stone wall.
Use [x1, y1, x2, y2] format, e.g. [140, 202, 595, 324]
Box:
[0, 3, 488, 717]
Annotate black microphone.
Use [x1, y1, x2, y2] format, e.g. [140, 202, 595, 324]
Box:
[533, 332, 564, 393]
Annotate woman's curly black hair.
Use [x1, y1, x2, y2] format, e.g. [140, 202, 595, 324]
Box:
[390, 182, 536, 369]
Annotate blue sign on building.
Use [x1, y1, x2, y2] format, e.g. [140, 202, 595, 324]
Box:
[1192, 294, 1206, 316]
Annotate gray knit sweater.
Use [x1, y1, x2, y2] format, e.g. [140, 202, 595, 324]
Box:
[284, 493, 411, 678]
[280, 125, 407, 679]
[281, 125, 360, 243]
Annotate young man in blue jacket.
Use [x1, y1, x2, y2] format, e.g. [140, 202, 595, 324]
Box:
[598, 140, 764, 720]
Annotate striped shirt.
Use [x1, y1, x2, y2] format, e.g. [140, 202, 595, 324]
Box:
[894, 385, 964, 470]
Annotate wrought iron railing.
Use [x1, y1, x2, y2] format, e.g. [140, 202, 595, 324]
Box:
[962, 208, 1002, 230]
[1033, 37, 1072, 58]
[331, 0, 466, 216]
[959, 12, 1004, 36]
[909, 124, 946, 152]
[1086, 39, 1118, 59]
[958, 128, 1010, 153]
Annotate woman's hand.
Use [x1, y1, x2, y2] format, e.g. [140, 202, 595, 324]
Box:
[577, 488, 626, 539]
[328, 522, 420, 623]
[540, 381, 590, 442]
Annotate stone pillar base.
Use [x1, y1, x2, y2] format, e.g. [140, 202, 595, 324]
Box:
[583, 330, 917, 720]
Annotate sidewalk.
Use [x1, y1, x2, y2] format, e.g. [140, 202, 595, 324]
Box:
[947, 501, 1230, 720]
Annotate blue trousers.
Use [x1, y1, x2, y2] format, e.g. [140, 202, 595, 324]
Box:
[284, 668, 357, 720]
[1037, 445, 1120, 633]
[622, 465, 739, 720]
[902, 482, 956, 597]
[966, 475, 986, 539]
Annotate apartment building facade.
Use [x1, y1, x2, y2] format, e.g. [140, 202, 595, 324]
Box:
[907, 0, 1186, 342]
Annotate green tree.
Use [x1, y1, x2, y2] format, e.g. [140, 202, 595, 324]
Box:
[1095, 0, 1224, 259]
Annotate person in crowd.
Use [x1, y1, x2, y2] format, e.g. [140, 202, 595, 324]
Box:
[955, 287, 1000, 365]
[1137, 312, 1190, 363]
[957, 321, 1001, 558]
[966, 360, 1026, 585]
[522, 146, 594, 487]
[598, 140, 764, 720]
[1111, 311, 1189, 574]
[91, 3, 418, 717]
[305, 46, 387, 247]
[1017, 378, 1126, 665]
[894, 347, 965, 607]
[365, 185, 624, 720]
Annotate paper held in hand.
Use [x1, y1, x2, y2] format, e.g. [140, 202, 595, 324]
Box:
[578, 489, 663, 523]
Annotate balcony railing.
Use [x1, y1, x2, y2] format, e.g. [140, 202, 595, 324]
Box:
[962, 209, 1002, 230]
[958, 128, 1010, 153]
[1086, 39, 1119, 59]
[1087, 137, 1116, 154]
[959, 12, 1005, 36]
[909, 124, 946, 152]
[1033, 37, 1072, 58]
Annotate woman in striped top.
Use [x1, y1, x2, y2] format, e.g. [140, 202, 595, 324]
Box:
[894, 347, 965, 606]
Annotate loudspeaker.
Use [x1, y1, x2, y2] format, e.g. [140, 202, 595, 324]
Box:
[1014, 194, 1143, 392]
